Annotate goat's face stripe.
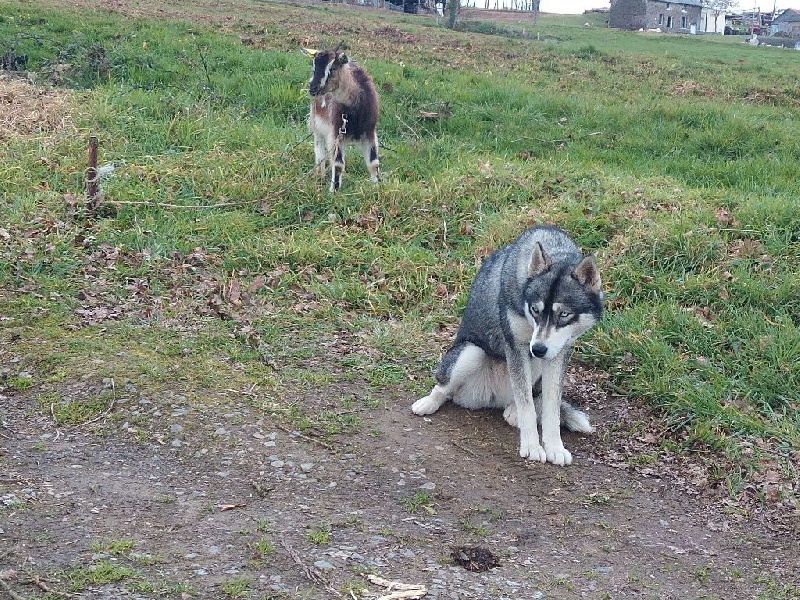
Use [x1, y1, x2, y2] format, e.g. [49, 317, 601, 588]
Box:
[309, 53, 336, 96]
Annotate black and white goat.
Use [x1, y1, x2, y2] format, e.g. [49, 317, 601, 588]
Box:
[303, 44, 380, 193]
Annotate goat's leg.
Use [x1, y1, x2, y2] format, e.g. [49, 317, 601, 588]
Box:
[331, 142, 345, 193]
[360, 134, 380, 183]
[312, 132, 327, 177]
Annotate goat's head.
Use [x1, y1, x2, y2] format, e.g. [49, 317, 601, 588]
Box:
[305, 42, 349, 97]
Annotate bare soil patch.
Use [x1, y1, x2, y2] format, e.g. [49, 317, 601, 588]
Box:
[2, 360, 798, 599]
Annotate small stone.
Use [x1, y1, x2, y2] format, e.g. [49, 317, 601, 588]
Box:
[300, 463, 314, 473]
[420, 482, 436, 490]
[595, 566, 613, 574]
[313, 560, 334, 571]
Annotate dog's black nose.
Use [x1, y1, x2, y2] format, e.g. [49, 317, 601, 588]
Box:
[531, 343, 548, 358]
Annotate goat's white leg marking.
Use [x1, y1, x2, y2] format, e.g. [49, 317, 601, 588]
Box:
[360, 136, 380, 183]
[331, 141, 345, 192]
[312, 132, 327, 176]
[540, 348, 571, 466]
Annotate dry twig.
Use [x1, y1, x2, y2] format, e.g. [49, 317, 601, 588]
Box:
[366, 574, 427, 599]
[0, 575, 28, 600]
[279, 539, 341, 597]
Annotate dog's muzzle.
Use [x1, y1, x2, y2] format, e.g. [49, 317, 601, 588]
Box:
[530, 342, 548, 359]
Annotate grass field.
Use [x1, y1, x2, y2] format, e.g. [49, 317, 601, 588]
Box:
[1, 0, 798, 511]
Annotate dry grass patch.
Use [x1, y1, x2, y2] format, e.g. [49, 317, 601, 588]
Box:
[0, 73, 79, 141]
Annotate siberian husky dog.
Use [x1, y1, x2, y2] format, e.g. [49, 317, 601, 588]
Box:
[412, 225, 603, 466]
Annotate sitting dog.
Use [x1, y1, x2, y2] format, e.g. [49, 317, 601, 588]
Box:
[412, 225, 604, 466]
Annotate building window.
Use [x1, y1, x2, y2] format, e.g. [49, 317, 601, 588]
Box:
[667, 15, 673, 27]
[666, 2, 670, 8]
[681, 16, 687, 27]
[658, 13, 664, 24]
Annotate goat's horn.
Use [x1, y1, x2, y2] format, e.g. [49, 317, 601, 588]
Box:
[300, 47, 319, 58]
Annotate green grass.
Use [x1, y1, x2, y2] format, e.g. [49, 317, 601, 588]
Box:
[305, 522, 333, 545]
[89, 539, 136, 556]
[0, 0, 798, 514]
[63, 561, 137, 591]
[400, 491, 435, 515]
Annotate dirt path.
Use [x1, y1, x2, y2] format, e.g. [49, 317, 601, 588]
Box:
[2, 371, 797, 599]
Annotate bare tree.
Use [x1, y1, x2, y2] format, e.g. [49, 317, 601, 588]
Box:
[703, 0, 734, 32]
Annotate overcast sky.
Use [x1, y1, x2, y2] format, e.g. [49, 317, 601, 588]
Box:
[540, 0, 609, 13]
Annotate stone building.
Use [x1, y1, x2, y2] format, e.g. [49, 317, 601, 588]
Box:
[770, 8, 800, 37]
[609, 0, 703, 33]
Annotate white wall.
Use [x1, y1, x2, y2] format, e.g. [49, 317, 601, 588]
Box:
[700, 8, 725, 33]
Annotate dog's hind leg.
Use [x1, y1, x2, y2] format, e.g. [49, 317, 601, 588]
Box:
[412, 343, 487, 415]
[502, 404, 518, 428]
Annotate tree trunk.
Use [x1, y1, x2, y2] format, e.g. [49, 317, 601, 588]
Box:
[448, 0, 459, 28]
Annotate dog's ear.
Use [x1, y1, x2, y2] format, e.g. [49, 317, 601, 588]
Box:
[528, 242, 552, 277]
[573, 256, 602, 293]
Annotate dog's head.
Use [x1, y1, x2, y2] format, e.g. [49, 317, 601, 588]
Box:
[523, 243, 603, 360]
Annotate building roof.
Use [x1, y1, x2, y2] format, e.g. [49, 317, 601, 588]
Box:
[773, 8, 800, 23]
[648, 0, 704, 7]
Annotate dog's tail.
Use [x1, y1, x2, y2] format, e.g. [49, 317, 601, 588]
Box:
[561, 401, 593, 433]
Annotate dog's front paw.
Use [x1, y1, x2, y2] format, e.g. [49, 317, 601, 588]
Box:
[412, 395, 442, 416]
[520, 441, 547, 462]
[519, 430, 546, 462]
[543, 442, 573, 466]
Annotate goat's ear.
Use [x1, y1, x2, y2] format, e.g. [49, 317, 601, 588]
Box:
[336, 53, 349, 65]
[299, 47, 318, 59]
